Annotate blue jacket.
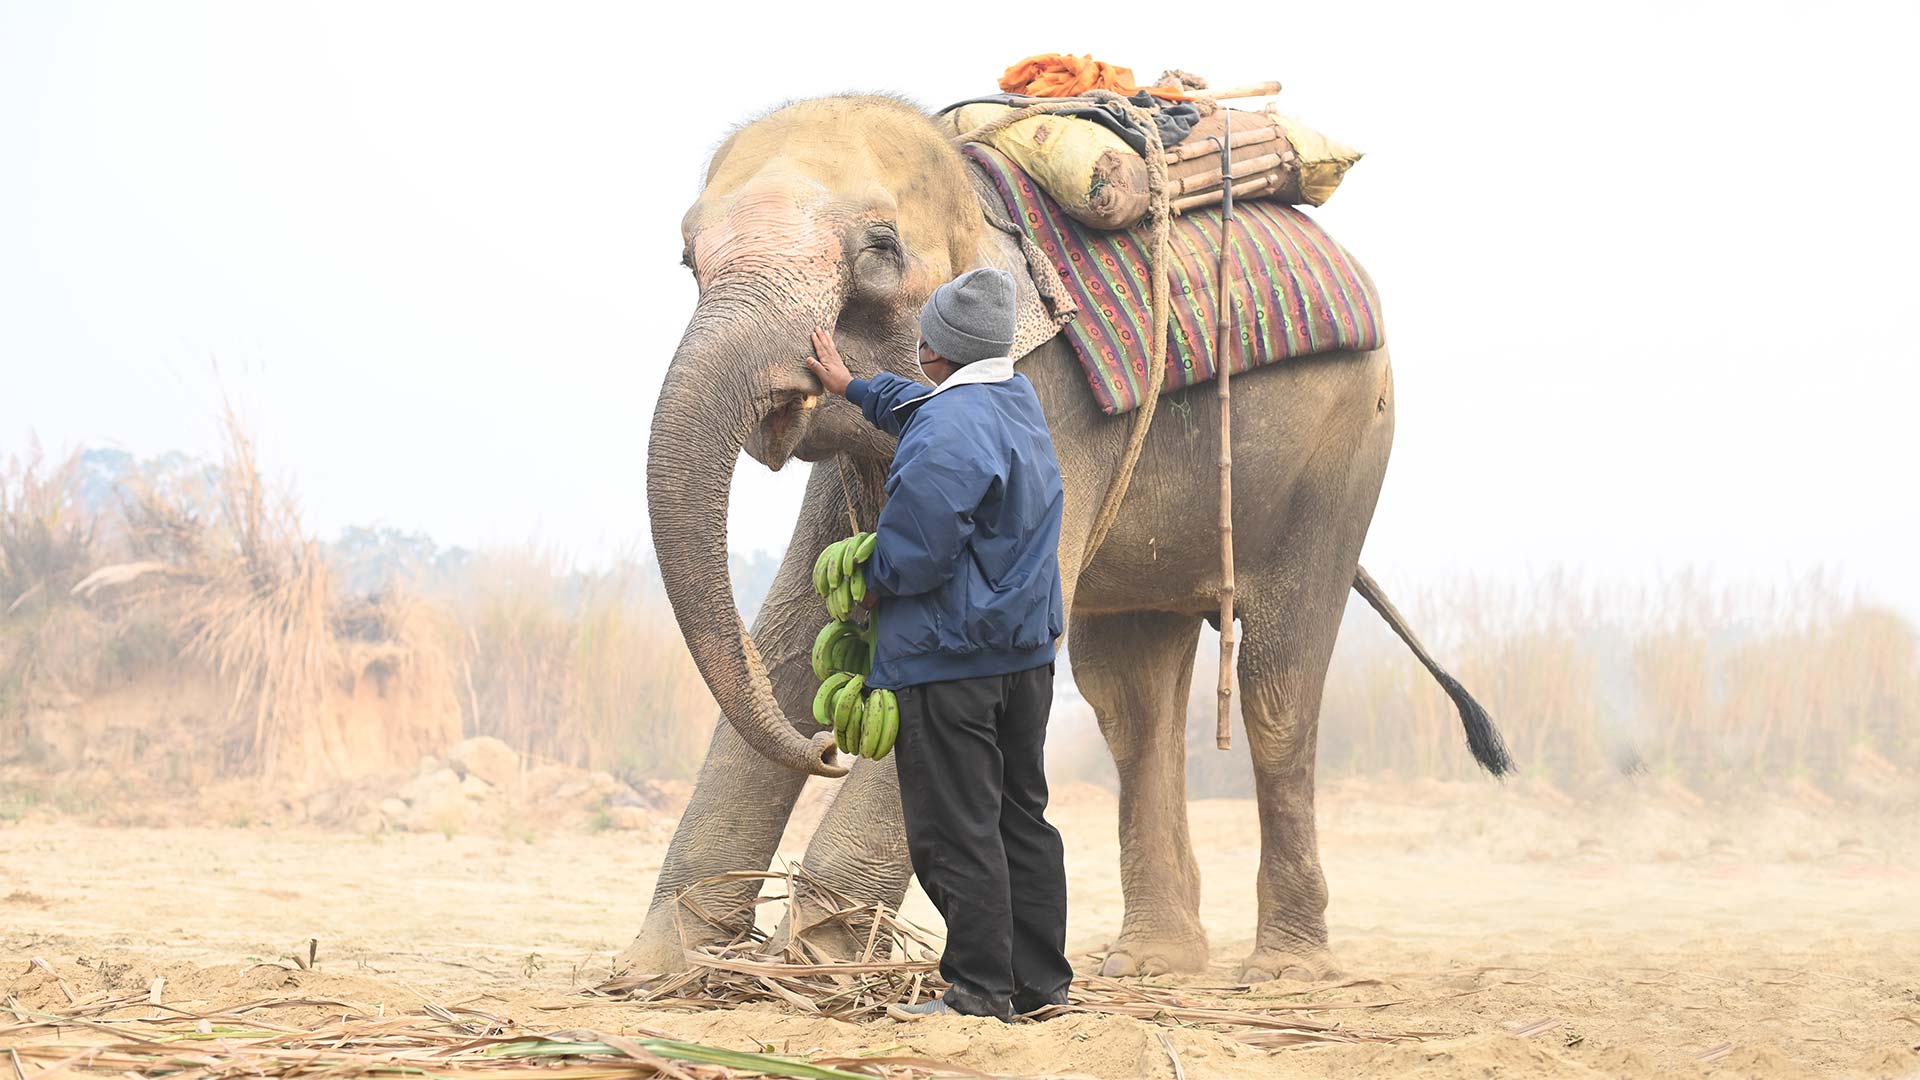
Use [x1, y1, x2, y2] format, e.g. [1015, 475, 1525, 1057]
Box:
[845, 359, 1065, 690]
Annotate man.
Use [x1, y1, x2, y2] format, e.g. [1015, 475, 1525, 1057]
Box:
[804, 267, 1072, 1021]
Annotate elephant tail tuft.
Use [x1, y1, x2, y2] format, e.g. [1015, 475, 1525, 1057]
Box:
[1350, 565, 1514, 778]
[1432, 668, 1514, 777]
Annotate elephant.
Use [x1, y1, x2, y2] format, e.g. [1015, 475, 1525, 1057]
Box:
[625, 95, 1509, 983]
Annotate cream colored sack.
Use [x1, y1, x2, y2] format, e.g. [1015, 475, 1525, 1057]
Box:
[1268, 110, 1362, 207]
[940, 103, 1151, 230]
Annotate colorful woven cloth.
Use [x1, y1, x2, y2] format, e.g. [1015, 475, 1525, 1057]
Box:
[963, 143, 1383, 415]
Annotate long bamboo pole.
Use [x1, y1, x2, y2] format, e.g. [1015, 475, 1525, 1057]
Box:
[1214, 109, 1238, 751]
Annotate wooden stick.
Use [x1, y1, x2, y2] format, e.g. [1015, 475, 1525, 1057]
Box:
[1192, 80, 1283, 101]
[1168, 124, 1280, 162]
[1169, 151, 1289, 196]
[1214, 110, 1239, 751]
[1171, 171, 1284, 214]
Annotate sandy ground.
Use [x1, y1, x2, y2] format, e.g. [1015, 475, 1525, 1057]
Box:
[3, 778, 1917, 1078]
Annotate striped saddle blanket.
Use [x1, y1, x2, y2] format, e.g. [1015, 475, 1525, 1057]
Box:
[962, 143, 1384, 416]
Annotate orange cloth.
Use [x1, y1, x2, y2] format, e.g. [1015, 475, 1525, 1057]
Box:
[999, 53, 1142, 98]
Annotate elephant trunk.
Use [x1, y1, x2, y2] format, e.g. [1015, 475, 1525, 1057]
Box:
[647, 317, 845, 777]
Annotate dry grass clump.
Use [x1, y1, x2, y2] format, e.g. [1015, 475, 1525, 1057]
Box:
[4, 408, 459, 787]
[3, 991, 894, 1080]
[169, 413, 342, 777]
[596, 868, 1427, 1050]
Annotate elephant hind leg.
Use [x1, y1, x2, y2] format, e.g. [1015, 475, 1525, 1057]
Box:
[1071, 609, 1210, 978]
[1232, 587, 1352, 984]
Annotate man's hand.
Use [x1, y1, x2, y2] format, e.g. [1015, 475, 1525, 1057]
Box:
[805, 328, 854, 397]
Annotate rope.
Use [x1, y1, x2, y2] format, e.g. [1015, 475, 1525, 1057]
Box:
[952, 90, 1171, 566]
[835, 455, 863, 534]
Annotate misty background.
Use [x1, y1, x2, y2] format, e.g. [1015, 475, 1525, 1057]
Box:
[4, 2, 1917, 617]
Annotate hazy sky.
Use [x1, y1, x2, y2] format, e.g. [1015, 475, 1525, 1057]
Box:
[4, 2, 1916, 616]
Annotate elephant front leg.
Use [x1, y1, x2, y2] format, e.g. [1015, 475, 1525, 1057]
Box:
[1235, 616, 1343, 983]
[616, 717, 809, 974]
[771, 754, 912, 958]
[1072, 610, 1211, 977]
[617, 465, 865, 975]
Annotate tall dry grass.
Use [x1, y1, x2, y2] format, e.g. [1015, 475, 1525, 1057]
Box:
[1, 442, 94, 616]
[1199, 571, 1920, 796]
[4, 411, 459, 785]
[448, 549, 713, 779]
[167, 408, 343, 778]
[2, 445, 96, 757]
[5, 413, 719, 790]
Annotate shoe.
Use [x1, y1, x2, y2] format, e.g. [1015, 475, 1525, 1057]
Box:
[887, 998, 958, 1021]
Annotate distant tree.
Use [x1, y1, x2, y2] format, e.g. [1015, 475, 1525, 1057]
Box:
[330, 525, 438, 594]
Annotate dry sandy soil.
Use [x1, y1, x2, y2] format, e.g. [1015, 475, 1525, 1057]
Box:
[3, 778, 1917, 1078]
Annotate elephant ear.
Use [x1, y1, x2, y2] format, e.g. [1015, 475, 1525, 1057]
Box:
[891, 165, 988, 303]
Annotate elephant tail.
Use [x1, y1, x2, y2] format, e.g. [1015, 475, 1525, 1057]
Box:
[1351, 565, 1514, 777]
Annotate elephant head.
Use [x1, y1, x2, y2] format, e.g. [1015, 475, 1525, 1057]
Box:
[647, 97, 986, 775]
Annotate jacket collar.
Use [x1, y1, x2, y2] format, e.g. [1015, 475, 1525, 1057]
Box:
[891, 356, 1014, 413]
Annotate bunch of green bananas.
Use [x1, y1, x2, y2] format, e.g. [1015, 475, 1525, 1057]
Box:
[810, 619, 874, 680]
[814, 531, 877, 621]
[807, 532, 895, 759]
[812, 673, 899, 760]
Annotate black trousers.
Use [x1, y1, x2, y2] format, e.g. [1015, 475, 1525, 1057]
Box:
[894, 663, 1073, 1018]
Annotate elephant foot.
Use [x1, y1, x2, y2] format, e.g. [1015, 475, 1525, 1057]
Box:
[613, 924, 688, 978]
[770, 906, 877, 962]
[1099, 931, 1210, 978]
[1237, 945, 1342, 984]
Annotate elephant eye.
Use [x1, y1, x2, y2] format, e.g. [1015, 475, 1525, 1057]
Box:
[863, 227, 901, 259]
[680, 246, 696, 273]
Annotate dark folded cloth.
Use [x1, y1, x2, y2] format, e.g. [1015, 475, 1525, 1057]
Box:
[938, 92, 1201, 154]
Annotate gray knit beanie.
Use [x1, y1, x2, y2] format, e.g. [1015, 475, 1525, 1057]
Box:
[919, 268, 1016, 365]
